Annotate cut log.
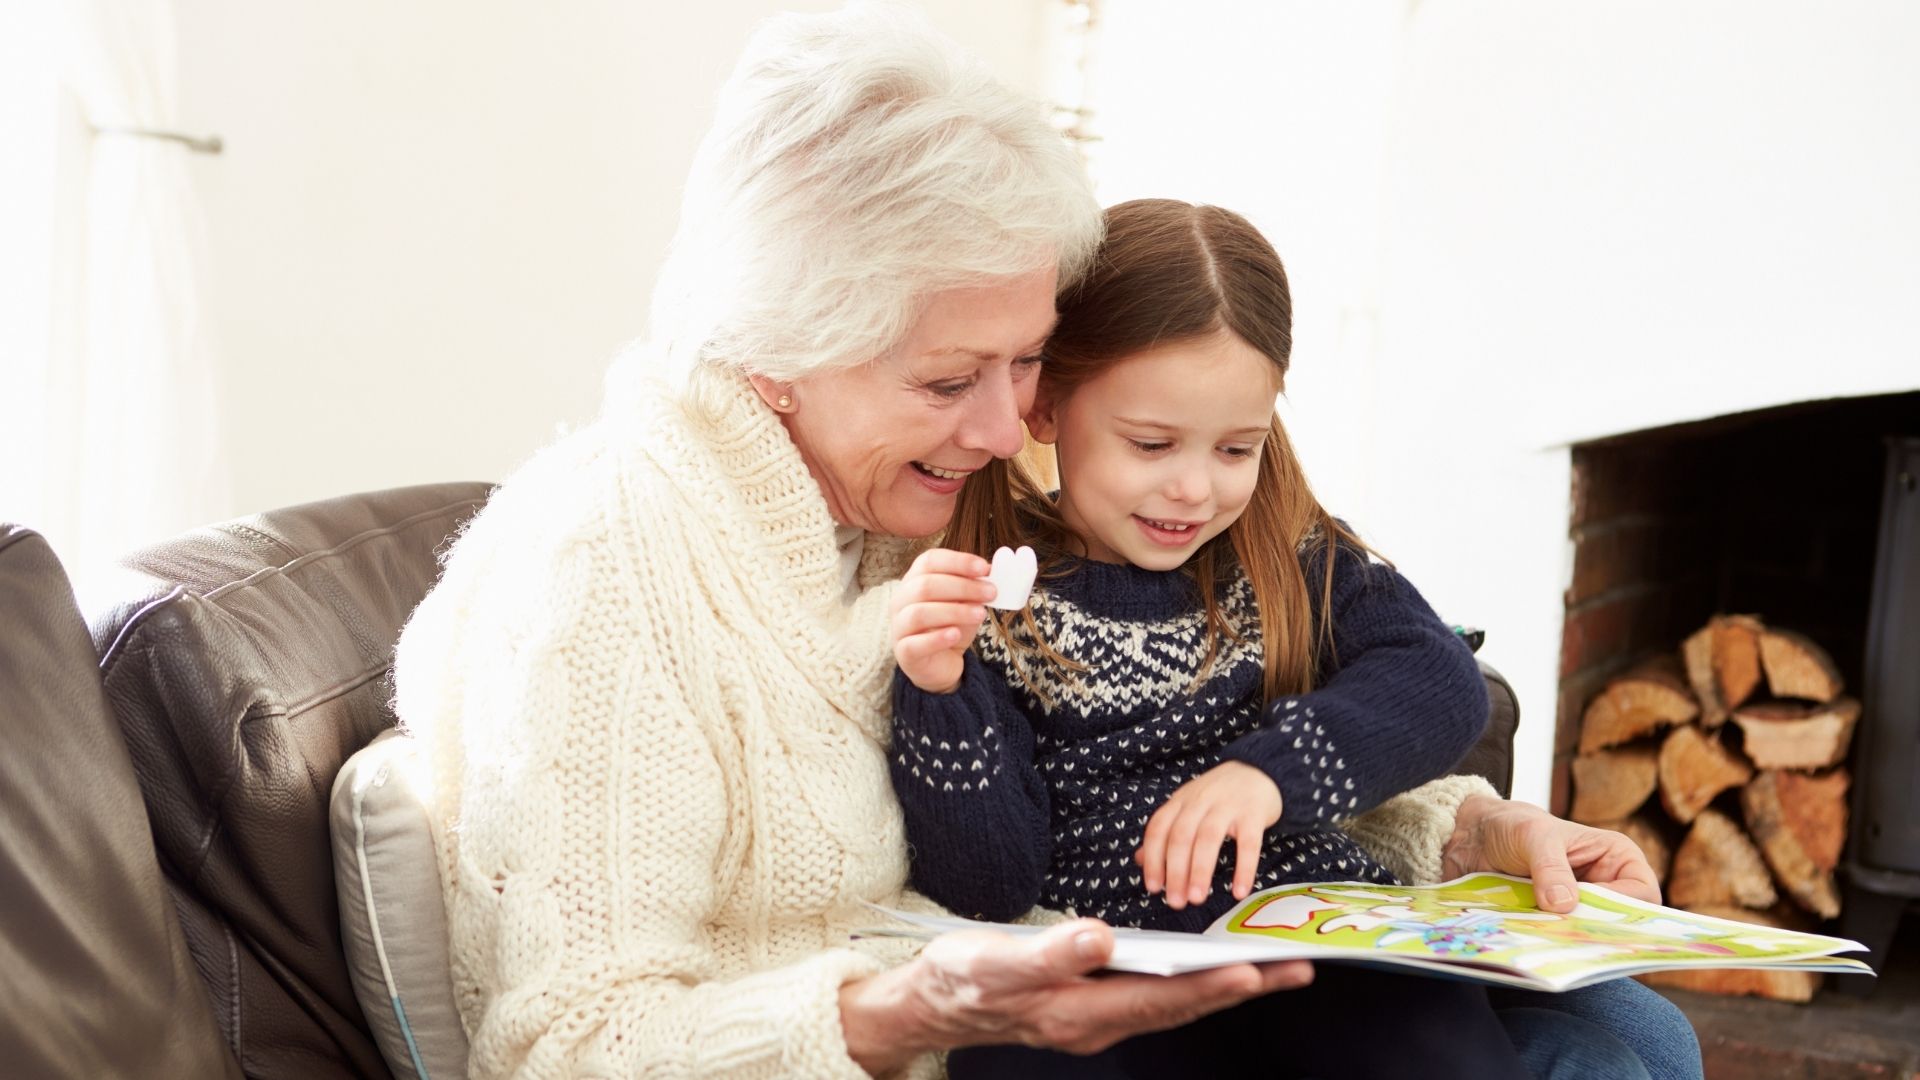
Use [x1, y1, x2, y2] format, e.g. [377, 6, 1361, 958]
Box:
[1658, 725, 1754, 824]
[1682, 626, 1728, 728]
[1713, 615, 1765, 712]
[1612, 814, 1672, 883]
[1773, 770, 1850, 872]
[1636, 967, 1821, 1003]
[1590, 815, 1671, 882]
[1578, 658, 1700, 753]
[1730, 698, 1859, 770]
[1743, 771, 1844, 919]
[1682, 616, 1764, 726]
[1636, 905, 1822, 1002]
[1571, 746, 1659, 824]
[1669, 808, 1777, 910]
[1759, 628, 1844, 703]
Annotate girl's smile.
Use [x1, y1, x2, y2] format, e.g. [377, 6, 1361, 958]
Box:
[1134, 515, 1209, 548]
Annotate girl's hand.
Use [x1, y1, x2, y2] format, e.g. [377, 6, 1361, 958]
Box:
[1135, 762, 1282, 909]
[838, 918, 1315, 1073]
[890, 548, 997, 694]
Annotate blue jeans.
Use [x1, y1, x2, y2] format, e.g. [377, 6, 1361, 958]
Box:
[1492, 978, 1703, 1080]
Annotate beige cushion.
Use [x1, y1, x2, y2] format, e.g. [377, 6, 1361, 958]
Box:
[330, 730, 469, 1080]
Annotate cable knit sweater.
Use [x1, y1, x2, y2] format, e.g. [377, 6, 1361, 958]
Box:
[393, 363, 1497, 1079]
[892, 548, 1488, 933]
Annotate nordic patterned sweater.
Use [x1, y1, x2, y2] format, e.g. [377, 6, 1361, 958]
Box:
[889, 539, 1490, 934]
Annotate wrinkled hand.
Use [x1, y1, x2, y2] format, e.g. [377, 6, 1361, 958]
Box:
[1442, 794, 1661, 913]
[1135, 762, 1283, 909]
[890, 548, 995, 695]
[840, 918, 1314, 1073]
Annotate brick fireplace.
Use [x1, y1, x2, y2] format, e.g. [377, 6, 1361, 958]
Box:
[1552, 389, 1920, 1074]
[1553, 392, 1920, 814]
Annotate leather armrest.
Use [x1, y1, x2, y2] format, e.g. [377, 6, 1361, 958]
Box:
[1456, 660, 1519, 799]
[0, 526, 238, 1078]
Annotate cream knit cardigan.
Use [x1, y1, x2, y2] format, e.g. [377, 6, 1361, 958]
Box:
[394, 365, 1496, 1079]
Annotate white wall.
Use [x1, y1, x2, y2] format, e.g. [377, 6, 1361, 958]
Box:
[59, 1, 1920, 801]
[172, 0, 1050, 514]
[1087, 0, 1920, 804]
[0, 12, 64, 460]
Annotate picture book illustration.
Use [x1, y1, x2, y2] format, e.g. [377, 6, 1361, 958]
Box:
[1210, 873, 1870, 989]
[860, 873, 1873, 991]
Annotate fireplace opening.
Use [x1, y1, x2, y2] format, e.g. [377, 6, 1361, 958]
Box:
[1554, 390, 1920, 1035]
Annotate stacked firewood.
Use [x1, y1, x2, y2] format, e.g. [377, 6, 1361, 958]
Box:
[1569, 615, 1854, 1002]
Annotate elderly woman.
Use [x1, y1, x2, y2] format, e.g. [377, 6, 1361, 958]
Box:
[396, 7, 1695, 1078]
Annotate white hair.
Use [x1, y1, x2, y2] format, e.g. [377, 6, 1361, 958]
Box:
[646, 2, 1102, 383]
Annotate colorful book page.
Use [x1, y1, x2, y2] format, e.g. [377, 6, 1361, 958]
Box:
[1210, 874, 1869, 990]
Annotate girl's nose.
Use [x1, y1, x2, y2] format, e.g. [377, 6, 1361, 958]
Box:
[1166, 467, 1212, 506]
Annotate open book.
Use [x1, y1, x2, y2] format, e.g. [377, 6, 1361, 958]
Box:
[860, 873, 1873, 992]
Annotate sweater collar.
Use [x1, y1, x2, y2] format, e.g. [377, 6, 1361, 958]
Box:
[1039, 553, 1210, 622]
[664, 364, 924, 598]
[622, 361, 919, 733]
[679, 363, 851, 608]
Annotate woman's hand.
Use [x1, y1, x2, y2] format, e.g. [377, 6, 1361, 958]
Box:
[1135, 762, 1283, 908]
[890, 548, 996, 694]
[1442, 793, 1661, 913]
[839, 918, 1314, 1074]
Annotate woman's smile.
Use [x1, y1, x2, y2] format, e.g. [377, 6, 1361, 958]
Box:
[911, 460, 979, 492]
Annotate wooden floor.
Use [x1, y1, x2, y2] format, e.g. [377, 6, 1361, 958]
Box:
[1650, 913, 1920, 1079]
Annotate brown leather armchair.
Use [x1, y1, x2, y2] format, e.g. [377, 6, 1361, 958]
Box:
[3, 485, 487, 1078]
[0, 484, 1517, 1078]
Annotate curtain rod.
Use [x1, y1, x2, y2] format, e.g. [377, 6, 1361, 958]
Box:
[93, 125, 223, 154]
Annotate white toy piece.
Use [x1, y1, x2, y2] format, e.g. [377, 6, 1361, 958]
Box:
[985, 545, 1038, 610]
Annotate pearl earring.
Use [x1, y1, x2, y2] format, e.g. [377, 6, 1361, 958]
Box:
[776, 394, 792, 410]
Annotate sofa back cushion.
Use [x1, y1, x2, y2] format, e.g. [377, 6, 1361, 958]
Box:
[332, 729, 470, 1080]
[85, 484, 490, 1079]
[0, 526, 241, 1078]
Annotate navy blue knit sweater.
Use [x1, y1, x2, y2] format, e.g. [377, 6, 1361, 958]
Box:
[889, 539, 1488, 934]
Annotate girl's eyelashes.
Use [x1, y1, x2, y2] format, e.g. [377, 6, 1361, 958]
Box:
[1124, 436, 1261, 459]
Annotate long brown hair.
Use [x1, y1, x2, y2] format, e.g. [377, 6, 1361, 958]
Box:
[946, 199, 1380, 703]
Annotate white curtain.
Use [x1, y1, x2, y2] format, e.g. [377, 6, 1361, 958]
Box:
[4, 0, 229, 584]
[0, 12, 68, 549]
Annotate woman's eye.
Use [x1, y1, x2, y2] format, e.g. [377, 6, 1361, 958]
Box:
[1014, 354, 1044, 374]
[1127, 439, 1171, 454]
[928, 379, 974, 399]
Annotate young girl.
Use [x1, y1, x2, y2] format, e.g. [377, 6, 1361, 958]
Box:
[886, 198, 1532, 1078]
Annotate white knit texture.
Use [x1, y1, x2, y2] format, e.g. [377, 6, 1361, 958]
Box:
[396, 366, 929, 1079]
[1340, 773, 1500, 886]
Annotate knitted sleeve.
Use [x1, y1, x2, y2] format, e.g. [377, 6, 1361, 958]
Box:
[1340, 773, 1500, 884]
[889, 652, 1053, 922]
[1218, 543, 1489, 835]
[400, 494, 884, 1079]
